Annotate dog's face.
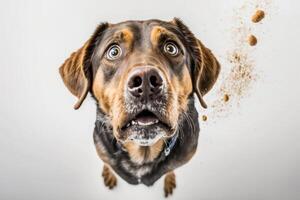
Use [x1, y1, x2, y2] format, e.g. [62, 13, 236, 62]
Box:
[60, 18, 220, 146]
[92, 20, 195, 145]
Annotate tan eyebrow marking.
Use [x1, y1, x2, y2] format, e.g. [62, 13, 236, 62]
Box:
[150, 26, 168, 46]
[151, 26, 180, 47]
[113, 28, 134, 47]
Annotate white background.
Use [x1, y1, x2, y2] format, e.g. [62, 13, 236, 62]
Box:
[0, 0, 299, 199]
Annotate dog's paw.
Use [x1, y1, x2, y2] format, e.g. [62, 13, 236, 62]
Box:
[102, 165, 117, 189]
[164, 171, 176, 197]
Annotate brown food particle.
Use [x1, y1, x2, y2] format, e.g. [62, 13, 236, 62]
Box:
[248, 35, 257, 46]
[223, 94, 229, 102]
[202, 115, 207, 121]
[252, 10, 265, 23]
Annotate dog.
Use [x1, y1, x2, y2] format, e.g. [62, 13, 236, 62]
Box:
[59, 18, 220, 197]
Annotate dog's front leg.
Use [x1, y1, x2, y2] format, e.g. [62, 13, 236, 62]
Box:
[102, 164, 117, 189]
[164, 171, 176, 197]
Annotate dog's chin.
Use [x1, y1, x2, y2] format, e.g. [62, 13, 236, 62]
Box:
[121, 125, 169, 146]
[128, 132, 164, 146]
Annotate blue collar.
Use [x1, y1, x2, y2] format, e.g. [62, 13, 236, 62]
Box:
[164, 134, 178, 156]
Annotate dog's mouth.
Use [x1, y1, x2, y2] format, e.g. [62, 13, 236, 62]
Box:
[120, 109, 173, 145]
[121, 110, 171, 131]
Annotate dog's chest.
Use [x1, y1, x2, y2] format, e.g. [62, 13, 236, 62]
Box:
[94, 132, 158, 182]
[120, 159, 153, 179]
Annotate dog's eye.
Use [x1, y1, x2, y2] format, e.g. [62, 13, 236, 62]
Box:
[106, 44, 122, 60]
[164, 42, 179, 56]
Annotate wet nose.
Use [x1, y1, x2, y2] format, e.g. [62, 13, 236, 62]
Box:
[127, 66, 163, 99]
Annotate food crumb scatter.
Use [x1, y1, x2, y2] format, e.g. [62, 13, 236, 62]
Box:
[248, 35, 257, 46]
[252, 9, 265, 23]
[205, 2, 271, 121]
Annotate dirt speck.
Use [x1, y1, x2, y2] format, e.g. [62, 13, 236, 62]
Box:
[248, 35, 257, 46]
[202, 115, 208, 122]
[223, 94, 230, 102]
[252, 10, 265, 23]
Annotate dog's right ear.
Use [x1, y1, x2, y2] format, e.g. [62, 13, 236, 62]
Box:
[59, 23, 108, 109]
[171, 18, 220, 109]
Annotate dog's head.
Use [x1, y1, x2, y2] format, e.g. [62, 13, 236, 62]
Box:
[60, 19, 220, 146]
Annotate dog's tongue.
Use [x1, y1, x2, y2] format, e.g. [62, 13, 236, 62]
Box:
[136, 115, 158, 124]
[134, 111, 159, 126]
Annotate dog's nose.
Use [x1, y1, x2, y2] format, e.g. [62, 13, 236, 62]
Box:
[127, 67, 163, 99]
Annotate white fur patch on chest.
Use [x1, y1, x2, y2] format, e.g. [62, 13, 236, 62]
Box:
[121, 160, 152, 178]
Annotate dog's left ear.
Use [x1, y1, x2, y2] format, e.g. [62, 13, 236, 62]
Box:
[59, 23, 108, 109]
[172, 18, 220, 108]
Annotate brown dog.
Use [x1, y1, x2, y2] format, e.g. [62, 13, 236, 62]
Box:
[59, 18, 220, 197]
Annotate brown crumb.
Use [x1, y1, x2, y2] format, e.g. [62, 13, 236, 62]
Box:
[252, 10, 265, 23]
[248, 35, 257, 46]
[202, 115, 207, 121]
[223, 94, 230, 102]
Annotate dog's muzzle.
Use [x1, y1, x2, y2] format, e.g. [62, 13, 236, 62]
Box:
[120, 66, 172, 146]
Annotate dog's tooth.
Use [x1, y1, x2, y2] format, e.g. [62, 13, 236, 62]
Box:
[138, 120, 154, 126]
[133, 118, 160, 126]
